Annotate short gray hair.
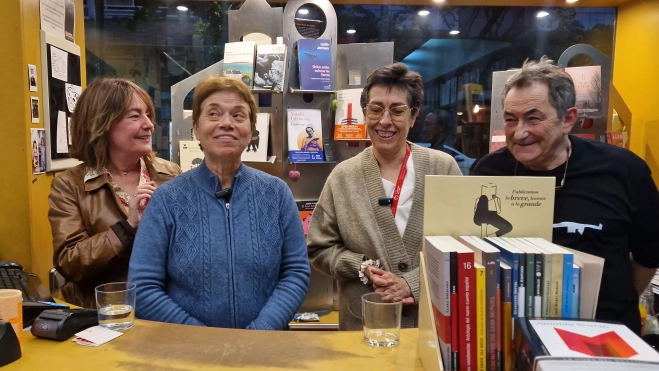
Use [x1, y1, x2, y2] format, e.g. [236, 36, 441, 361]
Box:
[503, 56, 576, 119]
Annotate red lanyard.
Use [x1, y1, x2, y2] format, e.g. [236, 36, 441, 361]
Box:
[391, 145, 411, 218]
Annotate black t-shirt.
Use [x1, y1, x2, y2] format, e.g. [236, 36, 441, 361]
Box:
[472, 135, 659, 334]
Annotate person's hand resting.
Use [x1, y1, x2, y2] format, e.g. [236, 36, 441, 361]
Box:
[127, 181, 156, 228]
[365, 266, 414, 305]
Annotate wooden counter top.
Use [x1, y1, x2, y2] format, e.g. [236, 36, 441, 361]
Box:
[7, 319, 423, 370]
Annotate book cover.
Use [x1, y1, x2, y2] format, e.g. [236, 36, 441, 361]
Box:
[514, 238, 545, 318]
[297, 200, 317, 236]
[561, 247, 604, 319]
[526, 239, 565, 318]
[254, 44, 287, 91]
[223, 41, 256, 87]
[287, 109, 324, 162]
[606, 131, 629, 148]
[297, 39, 333, 91]
[475, 262, 487, 371]
[528, 319, 659, 361]
[564, 66, 602, 118]
[451, 249, 460, 370]
[424, 176, 555, 241]
[334, 88, 367, 140]
[241, 113, 270, 162]
[179, 141, 204, 172]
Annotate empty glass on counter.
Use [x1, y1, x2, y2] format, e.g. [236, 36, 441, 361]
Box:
[362, 292, 402, 347]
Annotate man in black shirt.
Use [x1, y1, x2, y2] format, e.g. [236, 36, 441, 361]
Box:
[472, 57, 659, 334]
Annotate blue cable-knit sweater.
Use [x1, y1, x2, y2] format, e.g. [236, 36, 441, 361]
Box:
[128, 161, 310, 330]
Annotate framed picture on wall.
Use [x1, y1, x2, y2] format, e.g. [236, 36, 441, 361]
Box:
[30, 97, 40, 124]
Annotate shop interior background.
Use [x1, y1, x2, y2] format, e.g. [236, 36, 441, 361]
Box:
[83, 1, 615, 164]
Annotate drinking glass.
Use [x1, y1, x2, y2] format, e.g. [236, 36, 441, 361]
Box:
[95, 282, 136, 331]
[362, 292, 402, 347]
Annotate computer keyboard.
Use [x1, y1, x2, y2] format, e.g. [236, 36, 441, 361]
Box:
[0, 267, 39, 302]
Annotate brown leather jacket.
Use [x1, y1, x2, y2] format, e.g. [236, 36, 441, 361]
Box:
[48, 157, 181, 308]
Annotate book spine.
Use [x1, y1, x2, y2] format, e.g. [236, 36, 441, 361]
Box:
[485, 252, 500, 371]
[533, 253, 543, 318]
[525, 252, 535, 318]
[517, 252, 526, 319]
[426, 242, 452, 370]
[501, 265, 513, 371]
[476, 263, 486, 371]
[550, 254, 563, 317]
[541, 253, 552, 317]
[561, 253, 574, 318]
[571, 264, 580, 319]
[451, 251, 459, 371]
[458, 251, 476, 371]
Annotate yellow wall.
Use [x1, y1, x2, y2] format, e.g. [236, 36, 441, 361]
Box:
[0, 0, 86, 285]
[613, 0, 659, 181]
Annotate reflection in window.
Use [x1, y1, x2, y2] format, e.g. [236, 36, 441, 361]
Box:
[84, 2, 615, 164]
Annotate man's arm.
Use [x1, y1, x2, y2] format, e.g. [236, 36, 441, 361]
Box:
[631, 258, 657, 295]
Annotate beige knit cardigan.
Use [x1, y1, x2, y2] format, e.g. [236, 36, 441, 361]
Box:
[307, 142, 462, 330]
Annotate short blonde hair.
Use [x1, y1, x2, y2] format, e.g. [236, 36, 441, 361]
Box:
[69, 78, 155, 169]
[192, 76, 257, 132]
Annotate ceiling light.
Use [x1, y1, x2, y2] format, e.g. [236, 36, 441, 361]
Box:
[434, 0, 446, 2]
[537, 11, 549, 18]
[566, 0, 579, 3]
[473, 105, 480, 113]
[457, 112, 463, 116]
[449, 30, 460, 35]
[346, 29, 356, 34]
[298, 8, 309, 15]
[176, 5, 188, 11]
[418, 10, 430, 16]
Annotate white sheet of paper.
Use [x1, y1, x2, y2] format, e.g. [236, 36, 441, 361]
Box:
[65, 83, 81, 113]
[67, 117, 72, 145]
[50, 46, 68, 82]
[40, 0, 66, 40]
[74, 326, 123, 347]
[348, 70, 361, 86]
[56, 111, 68, 153]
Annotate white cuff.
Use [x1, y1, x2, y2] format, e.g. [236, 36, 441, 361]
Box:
[358, 259, 380, 284]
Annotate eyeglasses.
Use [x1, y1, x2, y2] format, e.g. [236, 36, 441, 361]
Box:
[365, 104, 412, 123]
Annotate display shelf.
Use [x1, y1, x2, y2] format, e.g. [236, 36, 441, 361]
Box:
[244, 155, 277, 164]
[288, 87, 335, 94]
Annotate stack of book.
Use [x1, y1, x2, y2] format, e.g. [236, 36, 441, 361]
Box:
[514, 318, 659, 371]
[425, 235, 605, 371]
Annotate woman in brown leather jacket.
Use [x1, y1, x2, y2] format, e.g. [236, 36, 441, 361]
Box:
[48, 78, 181, 308]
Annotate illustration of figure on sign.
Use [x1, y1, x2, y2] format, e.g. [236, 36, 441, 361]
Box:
[473, 182, 512, 237]
[247, 129, 260, 152]
[65, 83, 82, 113]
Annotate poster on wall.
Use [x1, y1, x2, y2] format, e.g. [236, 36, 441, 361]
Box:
[31, 129, 47, 175]
[40, 0, 75, 42]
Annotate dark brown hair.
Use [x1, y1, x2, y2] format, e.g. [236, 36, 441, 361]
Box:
[360, 62, 424, 115]
[69, 78, 155, 169]
[192, 76, 257, 132]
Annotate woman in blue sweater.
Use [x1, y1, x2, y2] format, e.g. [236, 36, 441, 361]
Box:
[128, 77, 310, 330]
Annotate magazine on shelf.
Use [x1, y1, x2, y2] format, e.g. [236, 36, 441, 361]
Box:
[253, 44, 287, 91]
[179, 141, 204, 172]
[334, 88, 367, 140]
[241, 113, 270, 162]
[297, 39, 332, 91]
[287, 109, 324, 163]
[222, 41, 256, 87]
[564, 66, 602, 118]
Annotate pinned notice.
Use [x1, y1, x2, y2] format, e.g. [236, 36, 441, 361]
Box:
[65, 83, 81, 113]
[51, 46, 68, 82]
[57, 111, 68, 153]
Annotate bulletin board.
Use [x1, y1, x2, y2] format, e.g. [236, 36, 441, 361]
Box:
[40, 29, 82, 172]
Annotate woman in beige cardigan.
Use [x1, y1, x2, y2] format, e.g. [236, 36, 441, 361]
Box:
[307, 63, 462, 330]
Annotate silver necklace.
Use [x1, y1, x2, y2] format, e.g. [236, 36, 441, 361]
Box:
[514, 143, 571, 190]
